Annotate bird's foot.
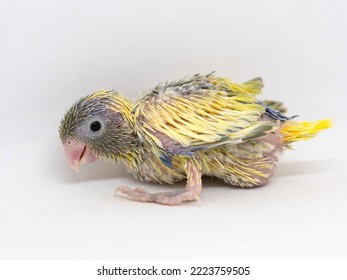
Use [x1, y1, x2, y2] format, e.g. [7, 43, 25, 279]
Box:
[115, 186, 201, 206]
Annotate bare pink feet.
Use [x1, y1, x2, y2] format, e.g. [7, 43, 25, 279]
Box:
[115, 186, 201, 205]
[115, 159, 202, 206]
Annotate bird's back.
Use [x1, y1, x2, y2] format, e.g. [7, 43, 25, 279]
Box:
[133, 73, 278, 158]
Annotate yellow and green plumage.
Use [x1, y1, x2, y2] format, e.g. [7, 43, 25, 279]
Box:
[59, 73, 332, 205]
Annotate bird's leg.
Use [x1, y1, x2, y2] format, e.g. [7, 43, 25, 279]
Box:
[116, 158, 202, 205]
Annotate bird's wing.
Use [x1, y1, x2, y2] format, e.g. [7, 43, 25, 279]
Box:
[133, 73, 278, 159]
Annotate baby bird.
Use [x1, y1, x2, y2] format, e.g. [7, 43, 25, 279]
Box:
[59, 73, 332, 205]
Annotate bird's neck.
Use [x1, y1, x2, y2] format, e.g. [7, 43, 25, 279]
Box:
[114, 148, 139, 165]
[109, 95, 141, 166]
[115, 95, 135, 128]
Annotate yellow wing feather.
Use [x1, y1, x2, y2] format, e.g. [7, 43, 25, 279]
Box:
[133, 74, 277, 155]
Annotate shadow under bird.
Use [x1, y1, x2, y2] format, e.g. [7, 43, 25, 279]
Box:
[59, 73, 332, 205]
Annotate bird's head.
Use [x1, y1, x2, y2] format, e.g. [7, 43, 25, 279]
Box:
[59, 90, 137, 171]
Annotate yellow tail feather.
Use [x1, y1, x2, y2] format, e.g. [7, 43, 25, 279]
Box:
[280, 119, 333, 144]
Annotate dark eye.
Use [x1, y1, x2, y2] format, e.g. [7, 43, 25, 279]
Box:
[90, 121, 101, 132]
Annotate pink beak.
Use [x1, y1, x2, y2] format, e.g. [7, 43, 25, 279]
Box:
[63, 137, 97, 172]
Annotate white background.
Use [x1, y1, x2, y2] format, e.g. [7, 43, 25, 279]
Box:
[1, 0, 346, 259]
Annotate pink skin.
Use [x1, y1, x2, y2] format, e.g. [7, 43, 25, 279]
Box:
[63, 137, 97, 171]
[116, 158, 202, 205]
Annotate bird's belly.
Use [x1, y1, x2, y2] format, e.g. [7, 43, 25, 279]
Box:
[134, 135, 282, 187]
[133, 151, 186, 184]
[201, 137, 282, 187]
